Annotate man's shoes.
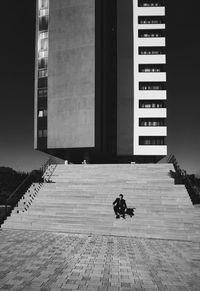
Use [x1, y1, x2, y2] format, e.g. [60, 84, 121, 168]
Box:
[122, 214, 126, 219]
[116, 215, 120, 219]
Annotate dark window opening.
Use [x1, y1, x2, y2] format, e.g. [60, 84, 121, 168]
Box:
[139, 82, 166, 90]
[38, 117, 47, 128]
[39, 15, 48, 31]
[138, 0, 165, 7]
[139, 136, 166, 145]
[139, 29, 165, 38]
[38, 98, 47, 108]
[139, 46, 166, 55]
[38, 129, 47, 138]
[139, 118, 166, 126]
[139, 100, 166, 108]
[38, 77, 47, 88]
[38, 57, 48, 69]
[138, 16, 165, 24]
[38, 89, 47, 98]
[139, 64, 166, 73]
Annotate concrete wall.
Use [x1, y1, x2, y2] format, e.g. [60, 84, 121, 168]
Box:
[48, 0, 95, 149]
[117, 0, 134, 156]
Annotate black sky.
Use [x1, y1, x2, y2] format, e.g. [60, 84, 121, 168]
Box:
[0, 1, 199, 174]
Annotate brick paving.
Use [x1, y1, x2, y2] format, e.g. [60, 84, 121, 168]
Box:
[0, 229, 200, 291]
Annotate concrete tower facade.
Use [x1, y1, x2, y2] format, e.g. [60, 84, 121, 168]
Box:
[34, 0, 167, 163]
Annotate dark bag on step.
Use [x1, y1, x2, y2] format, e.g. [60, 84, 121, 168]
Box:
[126, 208, 135, 217]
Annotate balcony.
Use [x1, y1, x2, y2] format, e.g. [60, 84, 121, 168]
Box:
[134, 145, 167, 156]
[138, 24, 165, 30]
[137, 7, 165, 16]
[138, 108, 167, 118]
[137, 37, 165, 47]
[138, 54, 166, 64]
[138, 72, 166, 82]
[137, 127, 167, 136]
[137, 90, 167, 100]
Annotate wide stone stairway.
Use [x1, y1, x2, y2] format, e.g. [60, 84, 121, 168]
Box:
[2, 164, 200, 241]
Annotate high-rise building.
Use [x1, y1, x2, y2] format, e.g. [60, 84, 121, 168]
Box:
[34, 0, 167, 163]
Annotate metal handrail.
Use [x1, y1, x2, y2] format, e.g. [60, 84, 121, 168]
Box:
[6, 175, 33, 206]
[0, 156, 56, 225]
[168, 154, 200, 204]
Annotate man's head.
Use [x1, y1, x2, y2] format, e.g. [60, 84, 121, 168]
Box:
[119, 194, 123, 199]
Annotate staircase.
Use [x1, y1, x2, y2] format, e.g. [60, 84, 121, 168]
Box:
[2, 164, 200, 241]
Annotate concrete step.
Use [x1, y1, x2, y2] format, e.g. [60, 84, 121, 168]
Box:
[2, 163, 200, 242]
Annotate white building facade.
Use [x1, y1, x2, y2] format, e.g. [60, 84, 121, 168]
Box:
[133, 0, 167, 156]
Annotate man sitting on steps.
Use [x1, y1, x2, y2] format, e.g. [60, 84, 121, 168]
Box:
[113, 194, 127, 219]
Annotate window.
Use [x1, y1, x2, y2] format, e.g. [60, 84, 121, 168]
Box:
[138, 16, 165, 25]
[139, 82, 166, 90]
[38, 77, 47, 88]
[139, 29, 165, 38]
[39, 15, 48, 31]
[39, 31, 48, 40]
[38, 98, 47, 108]
[139, 118, 166, 126]
[139, 46, 165, 55]
[138, 0, 165, 7]
[38, 50, 48, 59]
[38, 69, 48, 78]
[38, 109, 47, 118]
[38, 57, 48, 69]
[139, 136, 166, 145]
[139, 100, 166, 108]
[39, 0, 48, 10]
[38, 129, 47, 138]
[38, 32, 48, 50]
[39, 0, 49, 17]
[139, 64, 166, 73]
[38, 89, 47, 98]
[39, 37, 48, 52]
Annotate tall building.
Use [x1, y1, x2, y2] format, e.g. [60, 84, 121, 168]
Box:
[34, 0, 167, 163]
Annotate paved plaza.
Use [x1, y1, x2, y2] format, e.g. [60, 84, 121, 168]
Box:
[0, 229, 200, 291]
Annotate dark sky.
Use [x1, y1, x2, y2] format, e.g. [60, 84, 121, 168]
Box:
[0, 1, 199, 174]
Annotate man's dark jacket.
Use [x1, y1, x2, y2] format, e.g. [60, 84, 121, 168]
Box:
[113, 198, 127, 210]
